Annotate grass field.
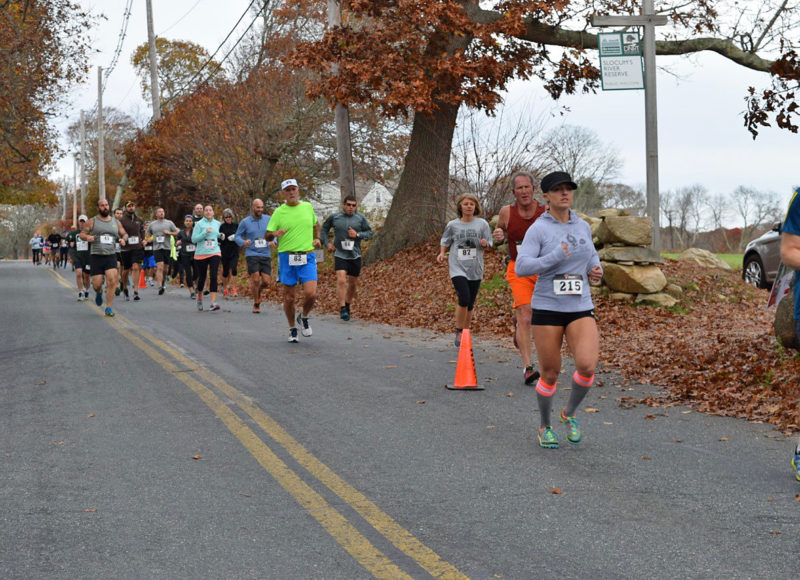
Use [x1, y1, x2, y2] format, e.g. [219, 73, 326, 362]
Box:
[662, 253, 743, 269]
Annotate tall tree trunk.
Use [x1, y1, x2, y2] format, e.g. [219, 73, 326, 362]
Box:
[365, 102, 459, 264]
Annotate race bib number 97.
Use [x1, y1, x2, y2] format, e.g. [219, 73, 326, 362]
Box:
[553, 274, 583, 296]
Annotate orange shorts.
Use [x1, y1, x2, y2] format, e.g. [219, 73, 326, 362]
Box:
[506, 260, 538, 308]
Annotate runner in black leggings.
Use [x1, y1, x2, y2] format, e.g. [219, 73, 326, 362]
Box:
[436, 194, 492, 347]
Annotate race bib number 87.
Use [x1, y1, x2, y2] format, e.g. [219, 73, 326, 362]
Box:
[553, 274, 583, 296]
[457, 248, 477, 260]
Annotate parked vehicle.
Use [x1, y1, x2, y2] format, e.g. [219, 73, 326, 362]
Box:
[742, 222, 782, 289]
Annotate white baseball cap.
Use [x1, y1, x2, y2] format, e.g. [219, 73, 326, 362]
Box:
[78, 214, 88, 221]
[281, 178, 298, 190]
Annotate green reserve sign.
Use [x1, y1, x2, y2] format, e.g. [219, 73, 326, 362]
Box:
[598, 31, 644, 90]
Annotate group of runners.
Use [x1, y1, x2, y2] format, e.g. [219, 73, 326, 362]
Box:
[49, 179, 374, 344]
[32, 170, 800, 473]
[28, 228, 71, 268]
[437, 170, 601, 449]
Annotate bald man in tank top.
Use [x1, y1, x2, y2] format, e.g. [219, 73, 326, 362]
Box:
[493, 171, 546, 385]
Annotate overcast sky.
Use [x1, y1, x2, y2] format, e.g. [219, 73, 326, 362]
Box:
[55, 0, 799, 213]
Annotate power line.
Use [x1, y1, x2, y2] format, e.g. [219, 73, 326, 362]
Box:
[158, 0, 204, 36]
[162, 0, 260, 105]
[103, 0, 134, 91]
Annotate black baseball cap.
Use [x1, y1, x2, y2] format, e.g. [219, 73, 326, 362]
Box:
[540, 171, 578, 193]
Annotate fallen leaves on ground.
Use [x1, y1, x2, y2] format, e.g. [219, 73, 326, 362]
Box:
[234, 240, 800, 432]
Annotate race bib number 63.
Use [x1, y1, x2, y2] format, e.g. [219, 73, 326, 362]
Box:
[553, 274, 583, 296]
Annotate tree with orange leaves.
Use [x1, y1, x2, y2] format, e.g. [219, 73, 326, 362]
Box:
[291, 0, 800, 261]
[0, 1, 91, 204]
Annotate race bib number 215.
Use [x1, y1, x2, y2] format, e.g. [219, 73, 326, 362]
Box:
[553, 274, 583, 296]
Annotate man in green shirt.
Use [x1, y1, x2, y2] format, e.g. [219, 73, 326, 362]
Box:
[266, 178, 321, 343]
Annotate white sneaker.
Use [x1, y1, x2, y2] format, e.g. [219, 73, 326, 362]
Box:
[296, 313, 312, 337]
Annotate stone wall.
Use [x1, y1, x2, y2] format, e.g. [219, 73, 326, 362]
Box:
[589, 209, 678, 307]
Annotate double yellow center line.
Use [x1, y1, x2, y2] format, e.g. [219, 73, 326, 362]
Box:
[50, 270, 467, 579]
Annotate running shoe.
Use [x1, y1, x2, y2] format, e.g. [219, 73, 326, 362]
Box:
[133, 292, 140, 301]
[524, 366, 540, 386]
[340, 306, 350, 321]
[232, 289, 238, 297]
[296, 313, 312, 337]
[252, 303, 261, 314]
[180, 283, 185, 288]
[148, 279, 154, 287]
[203, 289, 210, 295]
[104, 307, 114, 317]
[454, 329, 462, 347]
[124, 288, 130, 301]
[560, 408, 582, 445]
[223, 289, 228, 297]
[210, 302, 221, 311]
[95, 292, 103, 306]
[288, 327, 299, 343]
[115, 286, 121, 296]
[196, 299, 203, 312]
[77, 292, 82, 302]
[158, 286, 165, 295]
[538, 426, 559, 449]
[793, 450, 800, 482]
[190, 291, 196, 299]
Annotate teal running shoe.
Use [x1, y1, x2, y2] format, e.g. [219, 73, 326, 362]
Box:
[538, 426, 559, 449]
[560, 408, 582, 445]
[793, 451, 800, 482]
[95, 292, 103, 306]
[104, 307, 114, 317]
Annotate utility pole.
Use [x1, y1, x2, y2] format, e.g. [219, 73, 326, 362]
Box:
[592, 2, 666, 251]
[146, 0, 161, 121]
[72, 155, 78, 226]
[327, 0, 356, 202]
[80, 110, 87, 214]
[97, 66, 106, 201]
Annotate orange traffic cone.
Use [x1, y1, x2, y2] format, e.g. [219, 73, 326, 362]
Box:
[446, 329, 483, 390]
[138, 269, 147, 289]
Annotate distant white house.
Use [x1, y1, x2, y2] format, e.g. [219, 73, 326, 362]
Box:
[310, 181, 394, 223]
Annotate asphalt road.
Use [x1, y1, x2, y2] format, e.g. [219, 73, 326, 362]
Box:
[1, 260, 798, 579]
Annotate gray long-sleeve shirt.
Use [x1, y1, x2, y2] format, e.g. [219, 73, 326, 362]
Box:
[515, 210, 601, 312]
[440, 217, 492, 280]
[320, 211, 373, 260]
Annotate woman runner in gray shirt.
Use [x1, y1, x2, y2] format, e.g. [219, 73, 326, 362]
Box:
[437, 194, 492, 347]
[515, 171, 603, 450]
